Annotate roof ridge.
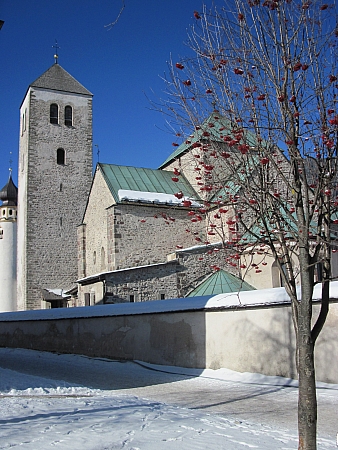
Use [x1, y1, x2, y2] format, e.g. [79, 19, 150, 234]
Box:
[29, 63, 92, 96]
[158, 112, 267, 169]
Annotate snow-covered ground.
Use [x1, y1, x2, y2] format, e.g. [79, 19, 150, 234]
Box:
[0, 348, 337, 449]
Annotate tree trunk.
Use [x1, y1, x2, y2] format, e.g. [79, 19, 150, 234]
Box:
[297, 259, 317, 450]
[297, 321, 317, 450]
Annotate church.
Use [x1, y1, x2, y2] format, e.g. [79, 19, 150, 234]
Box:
[1, 60, 298, 311]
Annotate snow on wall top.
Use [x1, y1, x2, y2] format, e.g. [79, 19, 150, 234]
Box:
[1, 282, 338, 322]
[118, 189, 202, 207]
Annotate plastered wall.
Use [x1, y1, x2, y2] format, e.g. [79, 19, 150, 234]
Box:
[0, 300, 337, 383]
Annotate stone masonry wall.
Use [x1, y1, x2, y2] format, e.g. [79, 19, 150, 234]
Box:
[104, 261, 179, 303]
[107, 203, 205, 270]
[19, 87, 92, 309]
[77, 223, 87, 280]
[82, 168, 115, 277]
[79, 244, 240, 305]
[175, 244, 238, 297]
[77, 262, 178, 305]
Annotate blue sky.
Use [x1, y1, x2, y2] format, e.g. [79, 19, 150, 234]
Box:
[0, 0, 219, 189]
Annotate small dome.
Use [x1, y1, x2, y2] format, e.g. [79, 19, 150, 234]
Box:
[0, 175, 18, 206]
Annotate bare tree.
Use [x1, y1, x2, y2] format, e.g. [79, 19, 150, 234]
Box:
[105, 0, 126, 30]
[158, 1, 338, 449]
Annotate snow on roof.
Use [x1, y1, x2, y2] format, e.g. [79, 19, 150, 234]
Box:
[118, 189, 202, 207]
[99, 164, 202, 205]
[174, 241, 224, 253]
[45, 288, 70, 298]
[1, 282, 338, 322]
[77, 260, 178, 284]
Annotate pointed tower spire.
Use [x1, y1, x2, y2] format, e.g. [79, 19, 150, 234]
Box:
[0, 166, 18, 312]
[0, 173, 18, 206]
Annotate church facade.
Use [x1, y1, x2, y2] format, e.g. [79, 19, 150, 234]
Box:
[76, 163, 242, 305]
[4, 61, 302, 311]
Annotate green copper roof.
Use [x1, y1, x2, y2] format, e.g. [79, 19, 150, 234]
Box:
[159, 112, 264, 169]
[98, 163, 201, 203]
[159, 113, 223, 168]
[240, 208, 327, 244]
[209, 154, 260, 203]
[187, 269, 255, 297]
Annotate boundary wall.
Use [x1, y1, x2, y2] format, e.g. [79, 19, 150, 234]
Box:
[0, 290, 337, 384]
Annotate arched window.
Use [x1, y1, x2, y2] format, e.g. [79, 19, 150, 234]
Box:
[64, 105, 72, 126]
[271, 260, 287, 287]
[50, 104, 58, 124]
[57, 148, 65, 165]
[271, 261, 280, 288]
[21, 109, 26, 135]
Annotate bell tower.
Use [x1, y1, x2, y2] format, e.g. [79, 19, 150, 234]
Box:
[17, 61, 93, 310]
[0, 174, 18, 312]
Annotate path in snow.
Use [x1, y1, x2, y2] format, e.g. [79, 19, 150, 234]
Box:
[0, 348, 337, 449]
[0, 390, 307, 450]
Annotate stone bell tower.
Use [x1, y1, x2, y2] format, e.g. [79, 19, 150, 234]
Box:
[17, 59, 93, 310]
[0, 173, 18, 312]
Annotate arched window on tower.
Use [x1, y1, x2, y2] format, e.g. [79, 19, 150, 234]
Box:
[50, 103, 59, 124]
[64, 105, 73, 126]
[57, 148, 65, 165]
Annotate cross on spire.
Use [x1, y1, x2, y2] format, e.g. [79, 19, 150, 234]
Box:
[52, 40, 60, 64]
[9, 151, 13, 176]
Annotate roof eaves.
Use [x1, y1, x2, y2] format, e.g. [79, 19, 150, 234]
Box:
[77, 260, 179, 285]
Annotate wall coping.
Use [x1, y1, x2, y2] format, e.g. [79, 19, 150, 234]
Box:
[1, 282, 338, 322]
